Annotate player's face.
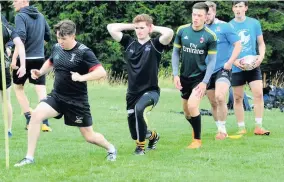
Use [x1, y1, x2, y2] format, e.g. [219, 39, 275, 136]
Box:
[56, 31, 75, 50]
[192, 9, 207, 28]
[206, 7, 216, 25]
[232, 2, 248, 19]
[134, 22, 152, 40]
[13, 0, 24, 12]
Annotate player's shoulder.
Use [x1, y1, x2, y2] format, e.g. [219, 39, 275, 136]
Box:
[77, 42, 90, 51]
[246, 16, 260, 24]
[176, 24, 191, 34]
[204, 26, 217, 41]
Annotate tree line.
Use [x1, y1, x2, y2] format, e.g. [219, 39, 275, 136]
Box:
[2, 1, 284, 80]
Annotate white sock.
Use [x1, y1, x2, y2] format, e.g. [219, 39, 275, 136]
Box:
[238, 122, 245, 128]
[8, 129, 11, 133]
[215, 121, 220, 129]
[255, 118, 262, 126]
[107, 144, 116, 153]
[25, 155, 34, 161]
[219, 121, 227, 133]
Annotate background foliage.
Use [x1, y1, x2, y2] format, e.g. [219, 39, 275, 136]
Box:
[2, 1, 284, 80]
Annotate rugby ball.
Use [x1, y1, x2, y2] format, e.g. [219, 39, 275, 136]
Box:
[238, 55, 258, 71]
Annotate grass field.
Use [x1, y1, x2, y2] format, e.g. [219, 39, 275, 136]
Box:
[0, 79, 283, 182]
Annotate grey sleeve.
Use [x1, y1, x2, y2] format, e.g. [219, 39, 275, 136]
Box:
[15, 14, 26, 43]
[171, 47, 180, 76]
[202, 54, 216, 84]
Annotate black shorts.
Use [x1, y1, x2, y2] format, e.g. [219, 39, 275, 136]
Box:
[231, 67, 262, 87]
[180, 73, 204, 100]
[126, 90, 160, 111]
[41, 92, 92, 127]
[13, 58, 46, 85]
[207, 69, 232, 90]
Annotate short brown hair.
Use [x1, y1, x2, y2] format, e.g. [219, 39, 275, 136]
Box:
[132, 14, 153, 25]
[54, 20, 76, 37]
[205, 1, 217, 12]
[232, 1, 248, 6]
[192, 2, 209, 13]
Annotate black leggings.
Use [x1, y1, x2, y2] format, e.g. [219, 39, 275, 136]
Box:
[127, 91, 159, 142]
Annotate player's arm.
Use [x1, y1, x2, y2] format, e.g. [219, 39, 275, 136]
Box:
[172, 47, 180, 77]
[107, 23, 135, 42]
[12, 36, 26, 77]
[225, 40, 242, 70]
[39, 60, 54, 76]
[152, 25, 174, 45]
[256, 35, 266, 65]
[72, 65, 107, 82]
[71, 50, 107, 82]
[202, 54, 216, 84]
[31, 59, 54, 80]
[255, 20, 266, 66]
[171, 28, 183, 90]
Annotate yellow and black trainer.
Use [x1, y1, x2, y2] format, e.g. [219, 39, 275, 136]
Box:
[147, 132, 160, 150]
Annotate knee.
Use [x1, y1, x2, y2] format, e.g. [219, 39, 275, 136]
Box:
[215, 94, 226, 105]
[253, 92, 263, 101]
[210, 100, 217, 109]
[234, 95, 243, 104]
[30, 111, 44, 123]
[187, 100, 198, 111]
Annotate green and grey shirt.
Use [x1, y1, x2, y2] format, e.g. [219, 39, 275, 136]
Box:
[174, 24, 217, 78]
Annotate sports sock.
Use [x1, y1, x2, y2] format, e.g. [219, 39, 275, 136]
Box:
[238, 121, 245, 129]
[24, 112, 31, 125]
[25, 155, 34, 161]
[188, 115, 201, 140]
[218, 121, 227, 133]
[148, 130, 157, 140]
[107, 144, 116, 153]
[136, 140, 146, 150]
[255, 118, 262, 127]
[42, 119, 49, 126]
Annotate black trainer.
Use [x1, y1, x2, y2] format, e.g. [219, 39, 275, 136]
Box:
[147, 133, 160, 150]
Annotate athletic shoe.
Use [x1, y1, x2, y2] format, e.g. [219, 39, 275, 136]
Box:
[147, 133, 160, 150]
[134, 146, 145, 155]
[106, 149, 117, 162]
[8, 131, 12, 138]
[215, 132, 228, 140]
[25, 124, 29, 130]
[42, 124, 52, 132]
[14, 158, 34, 167]
[254, 127, 270, 135]
[236, 128, 247, 135]
[187, 139, 202, 149]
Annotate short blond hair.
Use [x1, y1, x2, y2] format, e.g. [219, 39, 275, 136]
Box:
[132, 14, 153, 25]
[205, 1, 217, 12]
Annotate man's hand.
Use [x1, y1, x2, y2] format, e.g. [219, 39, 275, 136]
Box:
[254, 55, 264, 68]
[224, 61, 233, 70]
[17, 66, 26, 78]
[173, 76, 182, 90]
[71, 71, 83, 82]
[234, 60, 245, 70]
[6, 47, 11, 57]
[31, 69, 41, 80]
[194, 82, 207, 99]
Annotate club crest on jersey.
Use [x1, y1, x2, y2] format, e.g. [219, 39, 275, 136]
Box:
[216, 26, 221, 32]
[200, 36, 204, 44]
[145, 45, 151, 51]
[70, 53, 76, 62]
